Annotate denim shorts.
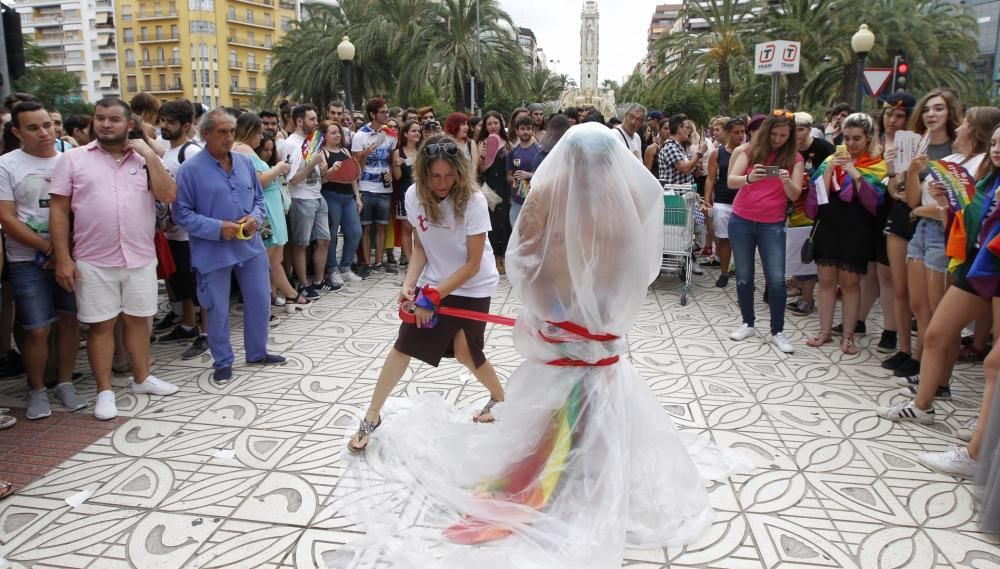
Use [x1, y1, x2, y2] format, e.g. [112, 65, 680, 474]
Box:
[360, 191, 392, 225]
[7, 261, 77, 330]
[288, 197, 331, 245]
[907, 218, 948, 273]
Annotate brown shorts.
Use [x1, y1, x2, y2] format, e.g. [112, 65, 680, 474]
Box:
[394, 294, 491, 368]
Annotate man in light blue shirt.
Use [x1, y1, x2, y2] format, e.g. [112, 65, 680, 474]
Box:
[173, 108, 286, 383]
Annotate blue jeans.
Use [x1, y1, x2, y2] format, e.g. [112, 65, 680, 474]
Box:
[509, 201, 523, 228]
[7, 261, 77, 330]
[323, 191, 363, 274]
[728, 214, 787, 335]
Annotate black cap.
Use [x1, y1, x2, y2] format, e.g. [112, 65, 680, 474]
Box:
[882, 92, 916, 111]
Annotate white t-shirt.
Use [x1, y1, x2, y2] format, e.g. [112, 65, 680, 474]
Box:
[921, 153, 985, 206]
[0, 150, 61, 262]
[162, 141, 202, 241]
[284, 132, 323, 200]
[352, 124, 398, 195]
[405, 185, 498, 298]
[614, 126, 642, 159]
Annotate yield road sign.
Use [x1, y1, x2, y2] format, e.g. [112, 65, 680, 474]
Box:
[863, 68, 893, 98]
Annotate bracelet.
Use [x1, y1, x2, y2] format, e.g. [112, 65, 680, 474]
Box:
[745, 174, 751, 185]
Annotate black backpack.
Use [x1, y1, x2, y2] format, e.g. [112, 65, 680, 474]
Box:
[177, 140, 201, 164]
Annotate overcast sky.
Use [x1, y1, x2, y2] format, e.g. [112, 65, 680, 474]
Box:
[501, 0, 664, 84]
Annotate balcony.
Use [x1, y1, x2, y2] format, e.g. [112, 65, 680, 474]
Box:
[229, 60, 244, 69]
[125, 61, 137, 68]
[138, 32, 180, 43]
[140, 57, 182, 68]
[226, 14, 274, 30]
[278, 0, 295, 9]
[137, 9, 178, 20]
[227, 36, 272, 49]
[232, 0, 273, 6]
[150, 82, 184, 94]
[246, 63, 260, 71]
[26, 14, 77, 27]
[94, 0, 114, 10]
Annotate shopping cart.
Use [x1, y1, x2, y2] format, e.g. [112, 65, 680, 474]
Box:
[660, 183, 699, 306]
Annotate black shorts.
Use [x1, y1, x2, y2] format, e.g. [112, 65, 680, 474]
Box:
[885, 201, 916, 240]
[166, 239, 199, 305]
[394, 294, 490, 368]
[953, 270, 1000, 298]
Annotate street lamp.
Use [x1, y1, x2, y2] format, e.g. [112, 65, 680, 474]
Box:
[337, 36, 356, 111]
[851, 24, 875, 111]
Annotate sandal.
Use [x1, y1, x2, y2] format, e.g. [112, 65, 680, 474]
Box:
[0, 409, 15, 430]
[0, 480, 13, 500]
[293, 292, 311, 305]
[473, 398, 501, 423]
[806, 333, 833, 348]
[841, 337, 859, 355]
[348, 416, 381, 452]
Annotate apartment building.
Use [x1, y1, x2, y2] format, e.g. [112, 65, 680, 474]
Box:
[116, 0, 299, 108]
[17, 0, 121, 102]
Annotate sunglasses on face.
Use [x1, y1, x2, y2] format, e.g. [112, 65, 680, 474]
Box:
[423, 142, 459, 157]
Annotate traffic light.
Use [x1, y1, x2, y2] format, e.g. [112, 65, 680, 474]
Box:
[2, 3, 25, 83]
[463, 77, 485, 111]
[892, 56, 909, 92]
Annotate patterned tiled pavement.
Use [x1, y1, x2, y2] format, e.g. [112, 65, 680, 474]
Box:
[0, 265, 998, 568]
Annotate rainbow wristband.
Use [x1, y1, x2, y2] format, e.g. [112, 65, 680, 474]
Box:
[414, 287, 440, 328]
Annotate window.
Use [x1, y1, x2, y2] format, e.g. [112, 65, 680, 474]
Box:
[189, 21, 215, 34]
[170, 25, 178, 38]
[155, 25, 162, 39]
[124, 28, 134, 42]
[158, 73, 166, 89]
[227, 7, 236, 18]
[249, 76, 256, 90]
[200, 43, 209, 60]
[173, 73, 180, 87]
[189, 0, 213, 10]
[127, 75, 138, 92]
[229, 50, 237, 65]
[191, 70, 196, 85]
[172, 46, 179, 63]
[157, 47, 165, 62]
[143, 74, 152, 90]
[246, 9, 253, 23]
[231, 76, 239, 90]
[246, 31, 255, 45]
[201, 69, 210, 85]
[264, 34, 272, 48]
[122, 5, 132, 21]
[214, 70, 218, 84]
[142, 48, 150, 62]
[281, 17, 291, 32]
[247, 52, 255, 67]
[125, 48, 135, 63]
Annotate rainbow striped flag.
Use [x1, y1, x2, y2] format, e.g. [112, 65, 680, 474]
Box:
[964, 175, 1000, 297]
[300, 131, 324, 161]
[928, 160, 977, 213]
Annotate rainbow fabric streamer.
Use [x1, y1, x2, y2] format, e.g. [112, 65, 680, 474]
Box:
[443, 381, 586, 545]
[963, 175, 1000, 297]
[300, 131, 324, 161]
[928, 160, 977, 213]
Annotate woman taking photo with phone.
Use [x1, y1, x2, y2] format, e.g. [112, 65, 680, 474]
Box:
[348, 134, 504, 451]
[726, 110, 804, 353]
[391, 120, 421, 266]
[804, 113, 888, 354]
[477, 111, 513, 274]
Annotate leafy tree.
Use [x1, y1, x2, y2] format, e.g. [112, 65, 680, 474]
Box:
[523, 68, 566, 103]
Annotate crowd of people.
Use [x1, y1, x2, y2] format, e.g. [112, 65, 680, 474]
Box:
[0, 88, 997, 534]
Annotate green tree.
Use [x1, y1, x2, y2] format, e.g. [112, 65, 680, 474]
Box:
[759, 0, 840, 110]
[12, 40, 85, 109]
[649, 0, 759, 115]
[523, 68, 566, 103]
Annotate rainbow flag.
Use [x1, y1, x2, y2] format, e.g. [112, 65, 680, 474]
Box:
[964, 175, 1000, 297]
[300, 131, 324, 161]
[928, 160, 977, 213]
[443, 381, 586, 545]
[811, 154, 887, 208]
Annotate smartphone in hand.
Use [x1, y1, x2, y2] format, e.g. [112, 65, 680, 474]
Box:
[764, 165, 780, 177]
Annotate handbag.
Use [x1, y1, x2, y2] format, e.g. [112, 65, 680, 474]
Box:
[800, 220, 820, 264]
[480, 181, 503, 211]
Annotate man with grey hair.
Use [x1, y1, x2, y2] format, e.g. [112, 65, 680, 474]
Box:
[615, 103, 646, 159]
[173, 107, 287, 384]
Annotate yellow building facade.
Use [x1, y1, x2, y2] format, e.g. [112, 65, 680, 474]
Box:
[115, 0, 298, 108]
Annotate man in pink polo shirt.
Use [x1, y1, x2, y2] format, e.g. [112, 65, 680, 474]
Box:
[49, 97, 180, 420]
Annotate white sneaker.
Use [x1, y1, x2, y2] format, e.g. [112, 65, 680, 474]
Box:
[692, 263, 704, 275]
[329, 272, 345, 287]
[957, 417, 978, 442]
[729, 324, 757, 341]
[341, 270, 363, 283]
[771, 332, 795, 353]
[94, 390, 118, 421]
[918, 445, 979, 479]
[876, 400, 935, 425]
[132, 375, 179, 396]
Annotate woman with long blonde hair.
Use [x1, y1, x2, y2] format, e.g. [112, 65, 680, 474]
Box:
[349, 134, 505, 451]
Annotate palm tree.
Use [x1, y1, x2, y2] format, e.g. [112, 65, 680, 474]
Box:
[649, 0, 759, 115]
[524, 68, 566, 102]
[759, 0, 840, 110]
[402, 0, 527, 111]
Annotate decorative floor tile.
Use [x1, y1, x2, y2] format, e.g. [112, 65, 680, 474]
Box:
[0, 267, 996, 567]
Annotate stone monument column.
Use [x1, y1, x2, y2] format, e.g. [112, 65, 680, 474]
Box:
[580, 1, 599, 97]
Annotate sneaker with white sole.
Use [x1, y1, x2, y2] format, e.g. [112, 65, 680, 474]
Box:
[341, 270, 363, 283]
[328, 271, 345, 287]
[895, 374, 920, 388]
[957, 417, 978, 442]
[771, 332, 795, 353]
[26, 389, 51, 420]
[876, 400, 935, 425]
[918, 445, 979, 479]
[53, 382, 87, 411]
[729, 324, 757, 341]
[898, 384, 952, 401]
[132, 375, 179, 396]
[94, 390, 118, 420]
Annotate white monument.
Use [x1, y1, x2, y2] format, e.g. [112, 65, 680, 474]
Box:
[558, 1, 617, 118]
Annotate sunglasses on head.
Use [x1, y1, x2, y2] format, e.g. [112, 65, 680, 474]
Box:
[423, 142, 459, 157]
[772, 109, 795, 119]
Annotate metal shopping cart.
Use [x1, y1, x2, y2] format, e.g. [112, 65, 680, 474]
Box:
[660, 183, 699, 306]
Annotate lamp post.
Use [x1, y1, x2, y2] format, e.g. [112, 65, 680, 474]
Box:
[337, 36, 356, 111]
[851, 24, 875, 111]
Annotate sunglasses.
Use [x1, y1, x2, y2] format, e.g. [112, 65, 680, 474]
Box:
[423, 142, 459, 157]
[772, 109, 795, 119]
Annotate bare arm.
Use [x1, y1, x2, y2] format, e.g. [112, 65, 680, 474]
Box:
[49, 195, 80, 292]
[0, 202, 51, 254]
[643, 144, 658, 171]
[131, 139, 176, 204]
[727, 150, 751, 189]
[703, 149, 719, 205]
[391, 149, 402, 181]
